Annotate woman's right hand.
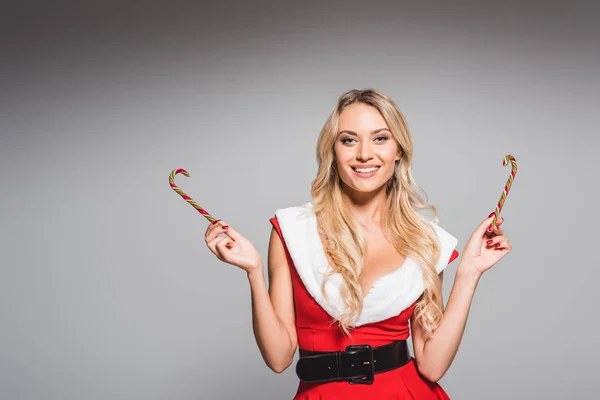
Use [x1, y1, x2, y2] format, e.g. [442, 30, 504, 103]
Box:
[204, 220, 262, 274]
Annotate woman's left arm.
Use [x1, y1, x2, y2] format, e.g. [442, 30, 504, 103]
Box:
[411, 214, 512, 383]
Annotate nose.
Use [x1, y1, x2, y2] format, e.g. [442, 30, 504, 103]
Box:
[356, 143, 374, 161]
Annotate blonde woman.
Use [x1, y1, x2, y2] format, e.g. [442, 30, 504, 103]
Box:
[204, 89, 511, 399]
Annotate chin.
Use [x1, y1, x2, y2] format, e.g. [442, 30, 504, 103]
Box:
[341, 178, 387, 194]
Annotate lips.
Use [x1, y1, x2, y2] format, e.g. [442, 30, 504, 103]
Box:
[351, 166, 381, 172]
[351, 164, 380, 169]
[350, 166, 380, 179]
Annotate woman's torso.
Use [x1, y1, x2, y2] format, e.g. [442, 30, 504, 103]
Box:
[270, 211, 455, 399]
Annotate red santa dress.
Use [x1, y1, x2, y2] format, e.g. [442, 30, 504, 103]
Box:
[270, 202, 460, 400]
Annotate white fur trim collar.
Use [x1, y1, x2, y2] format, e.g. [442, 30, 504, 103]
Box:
[274, 202, 458, 327]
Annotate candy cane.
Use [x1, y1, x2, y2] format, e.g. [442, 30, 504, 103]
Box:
[169, 168, 223, 226]
[491, 155, 518, 230]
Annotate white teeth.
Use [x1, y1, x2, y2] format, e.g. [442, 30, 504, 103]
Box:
[353, 167, 379, 173]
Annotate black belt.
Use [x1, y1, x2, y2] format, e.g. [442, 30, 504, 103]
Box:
[296, 340, 411, 384]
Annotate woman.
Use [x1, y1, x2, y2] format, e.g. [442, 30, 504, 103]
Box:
[204, 89, 511, 399]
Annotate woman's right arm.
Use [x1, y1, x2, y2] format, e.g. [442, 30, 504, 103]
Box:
[204, 220, 297, 373]
[247, 227, 297, 373]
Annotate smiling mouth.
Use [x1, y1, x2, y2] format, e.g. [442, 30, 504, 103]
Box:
[351, 166, 380, 173]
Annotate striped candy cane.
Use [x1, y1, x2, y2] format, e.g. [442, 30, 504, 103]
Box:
[169, 168, 223, 226]
[491, 155, 518, 230]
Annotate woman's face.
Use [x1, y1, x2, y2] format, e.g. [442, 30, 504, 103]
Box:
[334, 102, 402, 196]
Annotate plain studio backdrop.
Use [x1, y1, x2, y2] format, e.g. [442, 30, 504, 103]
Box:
[1, 0, 598, 399]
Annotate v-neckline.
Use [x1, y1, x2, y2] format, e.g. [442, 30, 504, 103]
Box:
[311, 212, 409, 302]
[274, 201, 457, 327]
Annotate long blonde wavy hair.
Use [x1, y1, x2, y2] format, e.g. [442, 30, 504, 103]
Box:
[311, 88, 443, 338]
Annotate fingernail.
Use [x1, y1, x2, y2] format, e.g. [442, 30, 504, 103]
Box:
[487, 224, 492, 232]
[222, 225, 229, 230]
[486, 239, 493, 245]
[495, 243, 500, 248]
[488, 212, 495, 218]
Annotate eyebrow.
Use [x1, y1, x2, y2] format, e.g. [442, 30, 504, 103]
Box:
[337, 128, 390, 136]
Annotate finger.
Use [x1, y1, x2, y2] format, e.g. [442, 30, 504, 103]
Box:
[214, 236, 234, 259]
[492, 240, 510, 251]
[475, 215, 496, 238]
[493, 216, 504, 228]
[204, 219, 222, 239]
[486, 215, 502, 232]
[219, 224, 240, 242]
[205, 221, 231, 243]
[488, 218, 504, 236]
[215, 237, 235, 259]
[206, 235, 222, 254]
[216, 236, 235, 248]
[494, 216, 504, 230]
[485, 235, 509, 248]
[208, 236, 230, 259]
[207, 230, 229, 249]
[485, 216, 505, 237]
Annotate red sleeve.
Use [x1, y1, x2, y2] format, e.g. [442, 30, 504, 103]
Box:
[448, 249, 459, 264]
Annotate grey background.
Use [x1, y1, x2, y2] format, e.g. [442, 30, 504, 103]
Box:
[1, 0, 598, 399]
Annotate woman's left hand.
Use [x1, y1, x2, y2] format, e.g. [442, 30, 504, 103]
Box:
[457, 213, 512, 278]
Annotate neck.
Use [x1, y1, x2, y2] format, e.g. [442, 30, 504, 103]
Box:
[341, 185, 387, 228]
